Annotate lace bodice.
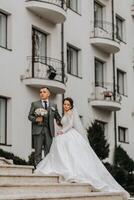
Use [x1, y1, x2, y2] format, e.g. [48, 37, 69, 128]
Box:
[61, 112, 74, 133]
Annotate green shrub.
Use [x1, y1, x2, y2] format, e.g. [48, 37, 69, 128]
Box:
[104, 145, 134, 195]
[114, 146, 134, 173]
[28, 151, 35, 166]
[87, 121, 109, 160]
[0, 148, 27, 165]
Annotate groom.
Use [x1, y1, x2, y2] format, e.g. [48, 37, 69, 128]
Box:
[28, 87, 61, 167]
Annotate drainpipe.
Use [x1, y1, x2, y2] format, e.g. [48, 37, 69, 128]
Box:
[61, 23, 65, 84]
[32, 29, 35, 78]
[111, 0, 117, 152]
[113, 55, 117, 149]
[61, 22, 65, 115]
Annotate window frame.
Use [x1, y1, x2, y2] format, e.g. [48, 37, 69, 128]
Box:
[118, 126, 129, 144]
[117, 69, 127, 96]
[32, 27, 47, 64]
[116, 15, 125, 42]
[94, 1, 104, 29]
[0, 11, 8, 49]
[95, 58, 105, 87]
[0, 96, 7, 145]
[66, 0, 80, 14]
[67, 44, 81, 78]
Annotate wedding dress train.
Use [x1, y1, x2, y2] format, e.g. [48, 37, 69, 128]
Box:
[35, 110, 129, 199]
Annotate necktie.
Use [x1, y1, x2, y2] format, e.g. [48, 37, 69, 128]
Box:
[43, 101, 47, 109]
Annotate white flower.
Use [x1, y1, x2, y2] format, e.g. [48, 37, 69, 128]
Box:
[35, 108, 47, 116]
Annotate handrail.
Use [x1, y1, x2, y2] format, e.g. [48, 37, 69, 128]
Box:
[90, 20, 119, 42]
[91, 82, 122, 103]
[23, 56, 65, 83]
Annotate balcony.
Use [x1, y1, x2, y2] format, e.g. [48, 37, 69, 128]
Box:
[90, 82, 121, 111]
[90, 21, 120, 54]
[21, 56, 66, 94]
[131, 2, 134, 16]
[25, 0, 67, 24]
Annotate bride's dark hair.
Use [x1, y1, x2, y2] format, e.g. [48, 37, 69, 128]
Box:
[63, 97, 74, 109]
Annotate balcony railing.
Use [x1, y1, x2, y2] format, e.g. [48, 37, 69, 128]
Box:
[90, 20, 119, 42]
[23, 56, 65, 83]
[26, 0, 67, 10]
[91, 82, 122, 103]
[90, 82, 122, 111]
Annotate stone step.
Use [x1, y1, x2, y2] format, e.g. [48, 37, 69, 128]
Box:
[0, 164, 34, 175]
[0, 174, 59, 185]
[0, 183, 92, 195]
[0, 192, 123, 200]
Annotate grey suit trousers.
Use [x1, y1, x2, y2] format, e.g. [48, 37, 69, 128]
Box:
[33, 126, 52, 166]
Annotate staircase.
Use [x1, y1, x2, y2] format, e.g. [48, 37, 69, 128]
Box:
[0, 157, 124, 200]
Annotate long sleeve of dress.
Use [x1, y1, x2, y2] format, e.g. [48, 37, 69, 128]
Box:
[61, 113, 74, 134]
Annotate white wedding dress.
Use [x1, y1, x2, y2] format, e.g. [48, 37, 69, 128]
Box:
[35, 110, 129, 199]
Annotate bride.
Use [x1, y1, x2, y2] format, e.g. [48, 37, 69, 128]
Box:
[35, 97, 129, 199]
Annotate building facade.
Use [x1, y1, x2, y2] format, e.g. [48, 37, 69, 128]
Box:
[0, 0, 134, 162]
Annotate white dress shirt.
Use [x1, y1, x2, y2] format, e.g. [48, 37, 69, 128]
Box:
[41, 99, 49, 109]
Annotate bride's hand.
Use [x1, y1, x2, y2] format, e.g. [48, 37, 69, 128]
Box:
[57, 131, 64, 135]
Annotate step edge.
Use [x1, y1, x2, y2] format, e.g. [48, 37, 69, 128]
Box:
[0, 191, 123, 199]
[0, 165, 34, 169]
[0, 183, 91, 187]
[0, 174, 59, 178]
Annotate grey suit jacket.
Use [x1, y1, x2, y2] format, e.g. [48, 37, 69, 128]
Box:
[28, 100, 61, 137]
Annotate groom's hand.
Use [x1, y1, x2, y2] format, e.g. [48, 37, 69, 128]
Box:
[36, 116, 43, 123]
[57, 121, 62, 127]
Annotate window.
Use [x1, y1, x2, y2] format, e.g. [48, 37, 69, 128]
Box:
[66, 0, 80, 13]
[94, 1, 104, 28]
[95, 58, 105, 87]
[67, 45, 81, 77]
[118, 126, 129, 143]
[0, 97, 7, 144]
[32, 28, 47, 64]
[0, 12, 7, 48]
[117, 69, 126, 95]
[116, 15, 124, 41]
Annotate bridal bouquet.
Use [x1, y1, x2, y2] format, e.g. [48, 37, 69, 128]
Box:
[35, 108, 48, 116]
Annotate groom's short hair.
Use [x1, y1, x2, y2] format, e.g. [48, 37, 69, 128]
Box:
[40, 87, 51, 93]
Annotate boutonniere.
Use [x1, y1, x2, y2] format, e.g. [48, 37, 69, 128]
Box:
[51, 106, 56, 112]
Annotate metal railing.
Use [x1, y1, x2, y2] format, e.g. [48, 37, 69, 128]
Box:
[90, 20, 120, 43]
[91, 82, 122, 103]
[23, 56, 65, 83]
[26, 0, 67, 10]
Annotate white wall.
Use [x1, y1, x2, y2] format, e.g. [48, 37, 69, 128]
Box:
[0, 0, 134, 162]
